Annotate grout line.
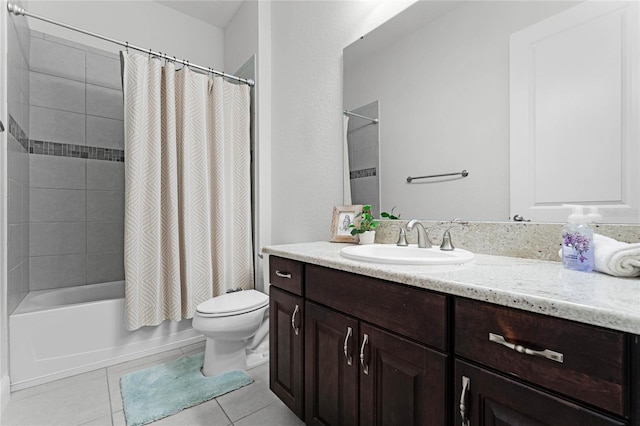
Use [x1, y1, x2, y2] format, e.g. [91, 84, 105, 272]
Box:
[30, 68, 85, 86]
[215, 399, 234, 426]
[76, 371, 113, 426]
[230, 400, 279, 425]
[85, 153, 88, 287]
[104, 366, 117, 422]
[85, 157, 88, 286]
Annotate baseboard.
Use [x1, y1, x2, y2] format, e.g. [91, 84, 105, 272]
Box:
[0, 374, 10, 415]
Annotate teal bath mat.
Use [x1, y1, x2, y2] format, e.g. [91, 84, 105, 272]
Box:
[120, 352, 253, 426]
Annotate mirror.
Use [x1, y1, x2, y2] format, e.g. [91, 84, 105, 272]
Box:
[343, 1, 640, 223]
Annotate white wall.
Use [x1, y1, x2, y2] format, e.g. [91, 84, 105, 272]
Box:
[255, 2, 272, 288]
[0, 0, 9, 414]
[269, 0, 414, 244]
[224, 1, 268, 290]
[344, 1, 576, 221]
[26, 1, 224, 68]
[225, 0, 258, 75]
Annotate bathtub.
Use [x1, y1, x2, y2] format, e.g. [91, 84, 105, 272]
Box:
[9, 281, 204, 391]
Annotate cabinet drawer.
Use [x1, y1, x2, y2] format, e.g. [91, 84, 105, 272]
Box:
[306, 264, 447, 351]
[455, 360, 625, 426]
[455, 298, 627, 416]
[269, 256, 304, 296]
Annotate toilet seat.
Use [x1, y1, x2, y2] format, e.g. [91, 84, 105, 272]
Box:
[196, 289, 268, 318]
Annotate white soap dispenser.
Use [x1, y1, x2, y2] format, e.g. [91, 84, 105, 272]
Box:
[562, 205, 594, 272]
[586, 206, 602, 225]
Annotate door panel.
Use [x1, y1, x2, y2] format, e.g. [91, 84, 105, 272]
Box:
[269, 287, 304, 419]
[359, 323, 448, 426]
[305, 302, 359, 426]
[510, 1, 640, 222]
[455, 360, 626, 426]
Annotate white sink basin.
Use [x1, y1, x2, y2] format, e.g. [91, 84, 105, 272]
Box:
[340, 244, 474, 265]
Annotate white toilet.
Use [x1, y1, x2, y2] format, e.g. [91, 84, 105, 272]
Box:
[192, 289, 270, 377]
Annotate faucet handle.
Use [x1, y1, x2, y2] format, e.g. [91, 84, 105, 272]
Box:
[440, 229, 455, 251]
[396, 227, 408, 246]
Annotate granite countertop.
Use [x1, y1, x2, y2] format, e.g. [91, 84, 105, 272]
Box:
[262, 241, 640, 335]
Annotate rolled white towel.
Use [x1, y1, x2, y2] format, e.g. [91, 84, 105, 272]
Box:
[592, 234, 640, 278]
[558, 233, 640, 277]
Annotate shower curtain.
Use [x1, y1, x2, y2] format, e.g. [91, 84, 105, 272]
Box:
[121, 52, 253, 331]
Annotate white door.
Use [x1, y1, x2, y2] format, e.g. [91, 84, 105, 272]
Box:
[510, 1, 640, 223]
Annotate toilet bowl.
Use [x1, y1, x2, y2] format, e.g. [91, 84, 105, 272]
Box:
[192, 289, 269, 377]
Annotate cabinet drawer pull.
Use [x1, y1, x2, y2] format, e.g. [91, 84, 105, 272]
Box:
[360, 334, 369, 375]
[343, 327, 353, 366]
[489, 333, 564, 363]
[275, 270, 292, 279]
[460, 376, 470, 426]
[291, 304, 300, 336]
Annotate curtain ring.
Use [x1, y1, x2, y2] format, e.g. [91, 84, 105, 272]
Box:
[149, 48, 152, 59]
[125, 41, 129, 53]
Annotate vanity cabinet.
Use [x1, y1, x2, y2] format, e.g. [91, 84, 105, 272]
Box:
[304, 264, 448, 425]
[269, 257, 305, 419]
[268, 253, 639, 425]
[304, 302, 359, 425]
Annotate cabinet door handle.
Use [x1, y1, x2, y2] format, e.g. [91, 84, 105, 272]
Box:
[359, 333, 369, 375]
[460, 376, 470, 426]
[343, 327, 353, 366]
[489, 333, 564, 363]
[291, 304, 300, 336]
[275, 270, 292, 279]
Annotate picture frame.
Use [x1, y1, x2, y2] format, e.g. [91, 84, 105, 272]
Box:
[330, 205, 363, 243]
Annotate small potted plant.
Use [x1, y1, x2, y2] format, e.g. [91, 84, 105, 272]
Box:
[349, 204, 379, 244]
[381, 206, 401, 220]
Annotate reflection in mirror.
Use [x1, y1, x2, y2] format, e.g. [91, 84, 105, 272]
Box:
[343, 1, 640, 223]
[344, 102, 380, 217]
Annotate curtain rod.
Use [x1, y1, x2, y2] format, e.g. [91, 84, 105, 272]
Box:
[343, 110, 378, 124]
[7, 3, 255, 87]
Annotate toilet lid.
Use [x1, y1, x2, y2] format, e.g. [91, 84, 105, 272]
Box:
[196, 289, 268, 315]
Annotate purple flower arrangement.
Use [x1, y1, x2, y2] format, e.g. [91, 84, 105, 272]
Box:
[562, 231, 591, 263]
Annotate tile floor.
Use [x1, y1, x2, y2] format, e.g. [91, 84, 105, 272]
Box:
[1, 342, 305, 426]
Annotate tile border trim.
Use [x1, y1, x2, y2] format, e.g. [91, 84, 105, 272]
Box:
[8, 114, 124, 162]
[29, 140, 124, 162]
[7, 114, 28, 151]
[350, 167, 377, 179]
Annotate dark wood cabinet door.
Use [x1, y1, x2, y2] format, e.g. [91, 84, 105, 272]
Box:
[305, 302, 359, 426]
[269, 286, 305, 419]
[359, 323, 448, 426]
[455, 360, 626, 426]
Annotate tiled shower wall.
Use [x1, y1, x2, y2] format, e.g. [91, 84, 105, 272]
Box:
[348, 101, 380, 217]
[27, 31, 125, 291]
[7, 14, 30, 313]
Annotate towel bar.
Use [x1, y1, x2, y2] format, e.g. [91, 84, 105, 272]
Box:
[407, 170, 468, 183]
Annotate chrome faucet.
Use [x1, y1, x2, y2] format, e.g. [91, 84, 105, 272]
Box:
[406, 219, 433, 248]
